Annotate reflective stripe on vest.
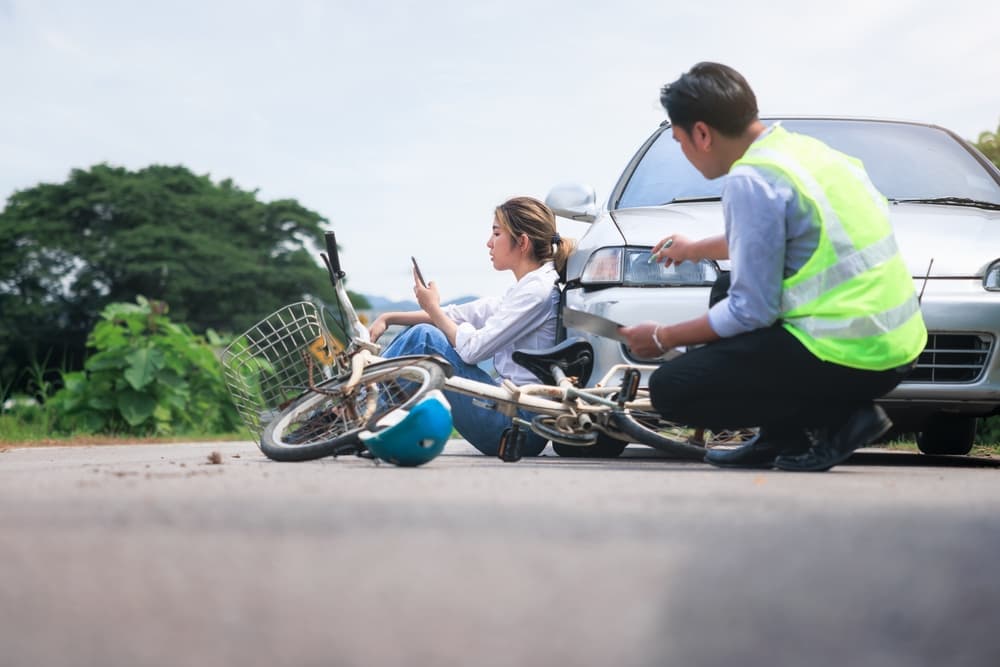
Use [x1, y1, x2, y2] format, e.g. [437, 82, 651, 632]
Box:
[784, 296, 920, 339]
[782, 230, 900, 313]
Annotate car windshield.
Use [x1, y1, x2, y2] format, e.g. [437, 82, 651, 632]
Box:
[615, 119, 1000, 209]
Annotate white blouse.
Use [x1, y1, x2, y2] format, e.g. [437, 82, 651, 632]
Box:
[442, 262, 560, 385]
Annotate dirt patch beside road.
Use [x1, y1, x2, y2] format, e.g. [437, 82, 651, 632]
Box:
[2, 435, 248, 449]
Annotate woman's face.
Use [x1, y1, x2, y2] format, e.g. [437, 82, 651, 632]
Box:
[487, 218, 520, 272]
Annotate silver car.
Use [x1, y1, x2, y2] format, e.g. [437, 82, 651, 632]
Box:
[547, 117, 1000, 455]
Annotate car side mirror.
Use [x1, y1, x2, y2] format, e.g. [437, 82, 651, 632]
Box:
[545, 183, 598, 223]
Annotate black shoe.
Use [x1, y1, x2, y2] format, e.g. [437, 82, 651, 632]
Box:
[704, 430, 811, 469]
[774, 404, 892, 472]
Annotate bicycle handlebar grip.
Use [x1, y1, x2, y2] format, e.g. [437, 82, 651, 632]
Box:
[324, 232, 342, 276]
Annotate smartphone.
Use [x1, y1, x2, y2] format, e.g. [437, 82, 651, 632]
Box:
[410, 256, 427, 287]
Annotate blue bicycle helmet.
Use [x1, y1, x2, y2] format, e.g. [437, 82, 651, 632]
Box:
[359, 390, 453, 466]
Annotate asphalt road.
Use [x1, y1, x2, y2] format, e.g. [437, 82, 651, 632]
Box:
[2, 440, 999, 667]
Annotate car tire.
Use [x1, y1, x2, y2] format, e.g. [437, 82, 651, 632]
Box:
[553, 434, 627, 458]
[916, 413, 978, 456]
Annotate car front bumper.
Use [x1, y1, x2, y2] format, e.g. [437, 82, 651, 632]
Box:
[564, 279, 1000, 418]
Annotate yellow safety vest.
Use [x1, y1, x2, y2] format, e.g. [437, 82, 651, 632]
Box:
[733, 125, 927, 370]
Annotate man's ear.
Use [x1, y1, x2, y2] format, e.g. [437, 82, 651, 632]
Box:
[691, 121, 713, 151]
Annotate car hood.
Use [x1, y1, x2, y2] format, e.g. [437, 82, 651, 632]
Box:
[609, 202, 1000, 277]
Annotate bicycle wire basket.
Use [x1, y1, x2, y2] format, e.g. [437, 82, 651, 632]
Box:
[221, 301, 347, 442]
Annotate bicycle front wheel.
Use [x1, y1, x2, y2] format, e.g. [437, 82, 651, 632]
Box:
[260, 358, 447, 462]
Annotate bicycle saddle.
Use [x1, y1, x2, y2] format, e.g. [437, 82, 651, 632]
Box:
[512, 337, 594, 387]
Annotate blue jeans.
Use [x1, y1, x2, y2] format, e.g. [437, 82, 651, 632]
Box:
[382, 324, 547, 457]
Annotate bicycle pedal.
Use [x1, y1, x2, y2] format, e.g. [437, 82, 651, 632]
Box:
[617, 368, 641, 405]
[498, 426, 524, 463]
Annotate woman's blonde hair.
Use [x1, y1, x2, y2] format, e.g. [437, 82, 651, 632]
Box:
[494, 196, 576, 275]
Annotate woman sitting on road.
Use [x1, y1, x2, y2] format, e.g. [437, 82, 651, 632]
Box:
[368, 196, 575, 457]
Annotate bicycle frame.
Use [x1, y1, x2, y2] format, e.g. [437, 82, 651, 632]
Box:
[221, 233, 737, 459]
[316, 232, 683, 447]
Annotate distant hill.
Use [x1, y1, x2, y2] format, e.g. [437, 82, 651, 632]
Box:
[363, 294, 479, 313]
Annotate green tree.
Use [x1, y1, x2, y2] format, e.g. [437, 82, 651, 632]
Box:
[974, 120, 1000, 168]
[0, 163, 367, 386]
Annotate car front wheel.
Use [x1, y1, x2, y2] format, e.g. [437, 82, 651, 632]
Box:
[916, 413, 977, 456]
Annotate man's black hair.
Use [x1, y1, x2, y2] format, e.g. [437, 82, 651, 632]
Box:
[660, 62, 758, 137]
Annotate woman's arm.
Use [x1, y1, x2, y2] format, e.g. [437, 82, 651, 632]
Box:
[369, 310, 433, 342]
[445, 277, 556, 365]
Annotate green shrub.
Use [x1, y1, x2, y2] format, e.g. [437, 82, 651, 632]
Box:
[978, 415, 1000, 445]
[47, 297, 241, 436]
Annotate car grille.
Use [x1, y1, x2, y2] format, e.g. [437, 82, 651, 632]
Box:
[902, 333, 994, 384]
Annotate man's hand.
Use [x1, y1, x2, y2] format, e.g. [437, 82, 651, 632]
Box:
[619, 321, 671, 358]
[650, 233, 729, 267]
[650, 233, 693, 268]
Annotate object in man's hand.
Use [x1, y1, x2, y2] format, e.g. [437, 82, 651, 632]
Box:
[647, 238, 675, 264]
[564, 308, 684, 359]
[562, 308, 628, 342]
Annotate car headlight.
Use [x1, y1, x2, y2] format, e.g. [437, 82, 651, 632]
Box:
[579, 247, 719, 286]
[986, 260, 1000, 292]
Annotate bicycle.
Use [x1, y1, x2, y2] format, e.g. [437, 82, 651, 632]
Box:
[221, 232, 734, 463]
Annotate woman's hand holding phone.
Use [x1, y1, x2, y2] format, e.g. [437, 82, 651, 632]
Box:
[411, 256, 440, 311]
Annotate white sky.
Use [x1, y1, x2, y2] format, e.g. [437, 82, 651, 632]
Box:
[2, 0, 999, 302]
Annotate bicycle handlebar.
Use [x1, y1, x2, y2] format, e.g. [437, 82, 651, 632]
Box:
[320, 230, 375, 349]
[323, 232, 343, 281]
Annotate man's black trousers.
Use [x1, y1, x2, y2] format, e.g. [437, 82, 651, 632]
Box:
[648, 323, 909, 435]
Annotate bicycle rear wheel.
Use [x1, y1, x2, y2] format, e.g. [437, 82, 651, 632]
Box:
[260, 358, 446, 461]
[609, 408, 707, 460]
[530, 414, 599, 447]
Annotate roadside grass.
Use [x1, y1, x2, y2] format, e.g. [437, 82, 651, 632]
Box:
[0, 408, 54, 442]
[880, 439, 1000, 458]
[0, 413, 251, 449]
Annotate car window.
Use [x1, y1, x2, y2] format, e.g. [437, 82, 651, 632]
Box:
[783, 120, 1000, 202]
[617, 130, 725, 208]
[616, 119, 1000, 210]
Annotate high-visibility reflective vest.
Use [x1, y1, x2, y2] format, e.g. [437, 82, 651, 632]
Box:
[733, 125, 927, 370]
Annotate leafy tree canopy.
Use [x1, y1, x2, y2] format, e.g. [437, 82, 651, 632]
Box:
[974, 120, 1000, 169]
[0, 163, 366, 383]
